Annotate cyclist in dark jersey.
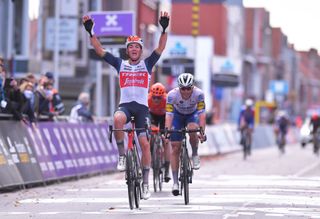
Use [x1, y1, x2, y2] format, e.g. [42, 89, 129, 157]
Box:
[83, 11, 170, 200]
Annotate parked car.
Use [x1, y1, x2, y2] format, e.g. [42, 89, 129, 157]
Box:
[300, 117, 313, 147]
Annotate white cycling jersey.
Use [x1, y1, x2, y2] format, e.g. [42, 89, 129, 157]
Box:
[166, 86, 205, 115]
[103, 51, 160, 107]
[118, 60, 150, 106]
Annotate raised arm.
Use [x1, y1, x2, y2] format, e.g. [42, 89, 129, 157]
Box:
[82, 15, 106, 57]
[155, 11, 170, 54]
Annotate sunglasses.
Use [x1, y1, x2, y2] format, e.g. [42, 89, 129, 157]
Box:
[152, 96, 162, 100]
[180, 87, 192, 91]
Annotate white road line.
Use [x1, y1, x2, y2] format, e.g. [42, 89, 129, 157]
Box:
[292, 160, 320, 177]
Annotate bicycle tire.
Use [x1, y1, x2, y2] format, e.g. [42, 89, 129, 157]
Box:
[133, 147, 141, 208]
[182, 145, 189, 205]
[151, 137, 159, 192]
[126, 150, 135, 210]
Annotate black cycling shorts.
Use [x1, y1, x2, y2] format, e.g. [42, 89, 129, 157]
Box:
[115, 101, 149, 136]
[150, 112, 165, 130]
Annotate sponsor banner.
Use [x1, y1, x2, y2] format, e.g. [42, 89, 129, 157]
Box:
[27, 126, 57, 180]
[37, 122, 89, 177]
[0, 121, 43, 185]
[0, 126, 24, 188]
[96, 123, 118, 171]
[35, 122, 119, 177]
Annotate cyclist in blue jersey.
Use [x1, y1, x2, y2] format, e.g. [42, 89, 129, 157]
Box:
[238, 98, 255, 154]
[83, 11, 170, 200]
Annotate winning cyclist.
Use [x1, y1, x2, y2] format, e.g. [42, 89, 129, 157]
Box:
[83, 11, 170, 200]
[165, 73, 206, 196]
[238, 98, 255, 154]
[148, 82, 171, 182]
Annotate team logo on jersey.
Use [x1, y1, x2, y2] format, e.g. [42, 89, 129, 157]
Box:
[119, 72, 148, 88]
[197, 101, 205, 110]
[166, 104, 174, 112]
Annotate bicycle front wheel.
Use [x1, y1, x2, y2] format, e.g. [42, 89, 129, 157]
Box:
[182, 146, 190, 205]
[126, 150, 135, 210]
[133, 149, 141, 208]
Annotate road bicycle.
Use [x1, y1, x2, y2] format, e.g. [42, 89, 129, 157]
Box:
[276, 130, 286, 154]
[165, 127, 205, 205]
[149, 126, 165, 192]
[240, 125, 251, 160]
[109, 117, 146, 210]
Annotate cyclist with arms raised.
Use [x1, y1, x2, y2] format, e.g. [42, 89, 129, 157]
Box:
[83, 11, 170, 200]
[165, 73, 206, 196]
[148, 82, 171, 182]
[238, 98, 255, 154]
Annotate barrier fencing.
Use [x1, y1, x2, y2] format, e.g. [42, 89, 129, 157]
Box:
[0, 120, 299, 189]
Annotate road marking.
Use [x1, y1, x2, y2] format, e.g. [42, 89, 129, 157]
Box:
[292, 160, 320, 177]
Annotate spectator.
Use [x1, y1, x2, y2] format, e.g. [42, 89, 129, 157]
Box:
[34, 78, 57, 121]
[69, 92, 93, 123]
[45, 72, 65, 115]
[3, 77, 26, 122]
[0, 65, 7, 114]
[19, 81, 36, 123]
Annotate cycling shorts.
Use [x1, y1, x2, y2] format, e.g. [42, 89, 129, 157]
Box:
[171, 110, 199, 141]
[150, 112, 165, 130]
[116, 101, 149, 136]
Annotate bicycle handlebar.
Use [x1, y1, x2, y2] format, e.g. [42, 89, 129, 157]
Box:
[163, 127, 206, 142]
[108, 125, 149, 143]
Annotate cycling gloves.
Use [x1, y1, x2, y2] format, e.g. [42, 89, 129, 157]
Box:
[159, 16, 170, 34]
[83, 19, 95, 37]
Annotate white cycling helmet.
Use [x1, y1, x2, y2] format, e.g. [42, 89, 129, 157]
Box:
[245, 98, 253, 107]
[125, 35, 144, 48]
[177, 73, 194, 88]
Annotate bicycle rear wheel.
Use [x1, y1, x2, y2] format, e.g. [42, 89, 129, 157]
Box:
[126, 151, 135, 210]
[182, 146, 189, 205]
[151, 139, 159, 192]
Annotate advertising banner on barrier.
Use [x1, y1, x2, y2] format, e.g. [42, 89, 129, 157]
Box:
[0, 121, 43, 185]
[34, 122, 118, 178]
[0, 128, 24, 188]
[27, 126, 58, 180]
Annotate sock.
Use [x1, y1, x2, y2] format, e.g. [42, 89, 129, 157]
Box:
[116, 141, 125, 156]
[172, 171, 178, 184]
[142, 167, 150, 185]
[191, 145, 198, 156]
[164, 161, 170, 173]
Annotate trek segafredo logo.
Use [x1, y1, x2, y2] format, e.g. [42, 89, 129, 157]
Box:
[120, 72, 148, 88]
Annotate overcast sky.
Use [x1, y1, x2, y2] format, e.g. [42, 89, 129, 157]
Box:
[243, 0, 320, 52]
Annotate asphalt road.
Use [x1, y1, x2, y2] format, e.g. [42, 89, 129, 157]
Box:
[1, 143, 320, 219]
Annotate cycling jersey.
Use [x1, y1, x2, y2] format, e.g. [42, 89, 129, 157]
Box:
[148, 93, 166, 116]
[166, 86, 205, 141]
[238, 106, 255, 129]
[166, 87, 205, 115]
[103, 51, 160, 107]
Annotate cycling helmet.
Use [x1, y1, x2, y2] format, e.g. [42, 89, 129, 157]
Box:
[125, 35, 144, 48]
[177, 73, 194, 88]
[312, 112, 319, 120]
[245, 99, 253, 107]
[278, 110, 286, 118]
[150, 83, 166, 97]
